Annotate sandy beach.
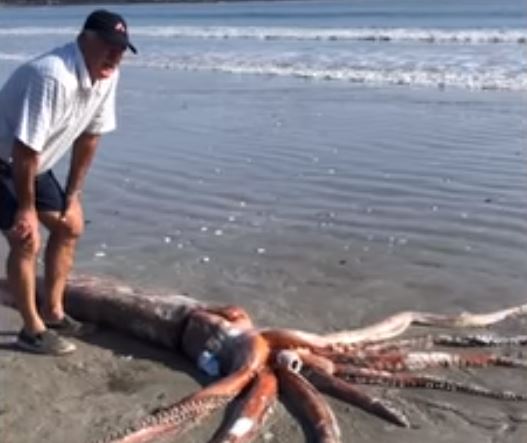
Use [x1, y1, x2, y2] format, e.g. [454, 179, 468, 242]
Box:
[1, 1, 526, 441]
[1, 274, 527, 443]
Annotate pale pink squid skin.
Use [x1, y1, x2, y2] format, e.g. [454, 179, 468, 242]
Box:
[1, 274, 526, 443]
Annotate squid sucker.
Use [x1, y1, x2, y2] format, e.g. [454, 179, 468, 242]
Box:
[1, 273, 526, 443]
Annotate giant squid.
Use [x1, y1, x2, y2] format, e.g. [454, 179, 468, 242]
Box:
[1, 274, 526, 443]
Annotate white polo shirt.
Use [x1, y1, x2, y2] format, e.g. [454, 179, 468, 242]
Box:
[0, 41, 118, 174]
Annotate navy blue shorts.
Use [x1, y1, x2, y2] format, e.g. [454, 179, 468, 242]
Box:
[0, 162, 65, 231]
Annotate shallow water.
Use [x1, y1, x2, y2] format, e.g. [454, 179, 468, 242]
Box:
[63, 68, 527, 334]
[0, 1, 526, 335]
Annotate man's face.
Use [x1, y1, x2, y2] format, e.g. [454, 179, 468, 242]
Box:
[85, 34, 125, 81]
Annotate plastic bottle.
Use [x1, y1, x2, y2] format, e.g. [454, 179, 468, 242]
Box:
[197, 350, 220, 376]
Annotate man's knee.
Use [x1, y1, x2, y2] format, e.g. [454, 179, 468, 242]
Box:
[56, 216, 84, 240]
[40, 207, 85, 240]
[6, 232, 42, 258]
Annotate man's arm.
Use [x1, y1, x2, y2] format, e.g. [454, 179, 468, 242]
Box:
[12, 140, 39, 210]
[62, 132, 100, 218]
[11, 140, 39, 242]
[65, 132, 100, 197]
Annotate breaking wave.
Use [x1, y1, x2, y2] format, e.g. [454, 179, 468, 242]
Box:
[0, 24, 524, 91]
[0, 26, 525, 44]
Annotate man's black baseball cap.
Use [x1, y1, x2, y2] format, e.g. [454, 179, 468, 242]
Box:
[83, 9, 137, 54]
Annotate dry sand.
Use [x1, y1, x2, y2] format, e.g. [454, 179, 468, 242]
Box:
[1, 296, 527, 443]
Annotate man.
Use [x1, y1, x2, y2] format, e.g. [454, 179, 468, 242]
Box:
[0, 10, 136, 355]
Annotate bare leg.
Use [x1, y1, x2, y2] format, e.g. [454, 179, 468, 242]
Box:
[5, 232, 44, 333]
[38, 198, 84, 322]
[42, 234, 78, 320]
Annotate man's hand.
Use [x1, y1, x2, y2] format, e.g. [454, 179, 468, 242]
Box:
[12, 207, 39, 246]
[61, 190, 82, 222]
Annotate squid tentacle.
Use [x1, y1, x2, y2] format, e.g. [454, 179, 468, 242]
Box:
[339, 350, 527, 372]
[340, 369, 527, 401]
[323, 303, 527, 346]
[297, 349, 410, 427]
[356, 333, 527, 353]
[397, 351, 527, 370]
[98, 370, 254, 443]
[305, 365, 410, 427]
[256, 303, 527, 353]
[211, 369, 278, 443]
[432, 333, 527, 347]
[277, 367, 342, 443]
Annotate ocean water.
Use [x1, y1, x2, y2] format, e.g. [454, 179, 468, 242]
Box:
[1, 0, 526, 90]
[0, 0, 526, 332]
